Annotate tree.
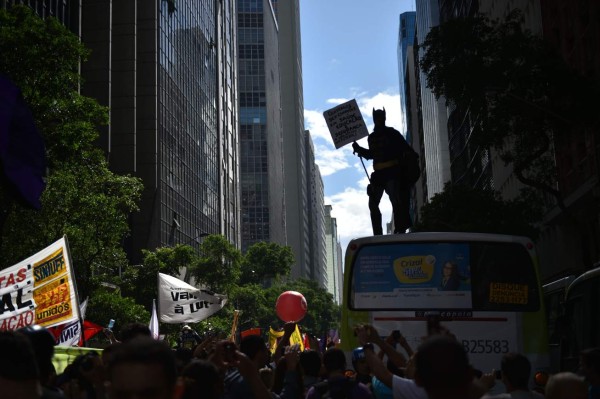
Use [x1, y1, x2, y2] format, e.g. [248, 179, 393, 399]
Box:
[85, 289, 150, 343]
[413, 182, 541, 239]
[0, 6, 143, 298]
[419, 10, 600, 211]
[240, 241, 295, 285]
[188, 235, 242, 295]
[119, 244, 196, 310]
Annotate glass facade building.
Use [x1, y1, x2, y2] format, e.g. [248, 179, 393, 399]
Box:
[397, 12, 416, 138]
[72, 0, 241, 262]
[237, 0, 286, 252]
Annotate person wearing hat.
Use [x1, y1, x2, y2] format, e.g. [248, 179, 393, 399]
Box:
[177, 325, 201, 350]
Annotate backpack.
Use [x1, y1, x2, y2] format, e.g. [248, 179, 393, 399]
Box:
[314, 378, 359, 399]
[400, 147, 421, 185]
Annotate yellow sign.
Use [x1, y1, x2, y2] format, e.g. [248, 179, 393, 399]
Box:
[489, 282, 528, 304]
[393, 256, 434, 284]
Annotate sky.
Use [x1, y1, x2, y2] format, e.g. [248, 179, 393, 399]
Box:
[300, 0, 417, 252]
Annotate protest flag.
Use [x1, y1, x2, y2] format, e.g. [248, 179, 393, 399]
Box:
[149, 299, 159, 339]
[157, 273, 227, 323]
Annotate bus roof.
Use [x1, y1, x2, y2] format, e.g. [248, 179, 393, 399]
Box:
[346, 232, 534, 249]
[565, 266, 600, 298]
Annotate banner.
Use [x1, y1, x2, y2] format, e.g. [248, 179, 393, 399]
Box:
[149, 299, 159, 339]
[0, 237, 79, 331]
[323, 99, 369, 149]
[158, 273, 227, 324]
[49, 298, 88, 346]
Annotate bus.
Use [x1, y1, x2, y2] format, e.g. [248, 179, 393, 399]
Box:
[340, 232, 549, 392]
[557, 265, 600, 372]
[542, 275, 575, 372]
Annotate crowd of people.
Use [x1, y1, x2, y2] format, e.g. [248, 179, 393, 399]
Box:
[1, 321, 599, 399]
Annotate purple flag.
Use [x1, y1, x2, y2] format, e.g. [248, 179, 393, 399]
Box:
[0, 75, 46, 209]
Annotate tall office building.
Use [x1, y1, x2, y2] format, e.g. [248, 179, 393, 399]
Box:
[415, 0, 451, 199]
[1, 0, 80, 33]
[277, 0, 311, 279]
[397, 11, 426, 223]
[306, 131, 326, 287]
[237, 0, 286, 252]
[77, 1, 240, 262]
[397, 12, 416, 137]
[324, 205, 343, 304]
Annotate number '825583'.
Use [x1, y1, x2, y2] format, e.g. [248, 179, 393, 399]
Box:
[461, 339, 509, 354]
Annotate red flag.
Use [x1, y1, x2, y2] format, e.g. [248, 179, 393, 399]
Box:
[83, 320, 104, 342]
[303, 333, 311, 350]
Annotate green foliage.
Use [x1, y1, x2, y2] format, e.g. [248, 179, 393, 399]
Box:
[413, 183, 541, 239]
[188, 235, 242, 295]
[419, 10, 600, 209]
[0, 6, 143, 299]
[119, 245, 196, 309]
[240, 242, 295, 285]
[85, 290, 150, 343]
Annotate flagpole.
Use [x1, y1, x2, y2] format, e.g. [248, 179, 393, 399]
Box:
[63, 235, 85, 347]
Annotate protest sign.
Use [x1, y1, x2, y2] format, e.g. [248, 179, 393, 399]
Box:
[323, 99, 369, 149]
[158, 273, 227, 323]
[0, 237, 80, 331]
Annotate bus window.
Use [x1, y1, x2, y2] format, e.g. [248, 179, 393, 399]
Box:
[562, 276, 600, 371]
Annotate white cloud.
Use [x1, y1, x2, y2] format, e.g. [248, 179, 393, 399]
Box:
[326, 186, 392, 252]
[357, 91, 403, 134]
[326, 98, 350, 105]
[304, 109, 331, 142]
[314, 143, 350, 176]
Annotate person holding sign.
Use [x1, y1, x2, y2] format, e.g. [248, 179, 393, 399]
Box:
[352, 108, 419, 235]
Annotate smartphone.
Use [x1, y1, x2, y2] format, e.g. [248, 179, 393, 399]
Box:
[107, 319, 115, 329]
[495, 370, 502, 379]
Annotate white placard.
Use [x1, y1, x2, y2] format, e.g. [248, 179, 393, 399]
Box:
[323, 99, 369, 149]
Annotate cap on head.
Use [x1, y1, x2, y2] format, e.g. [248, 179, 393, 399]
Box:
[372, 108, 386, 121]
[182, 325, 191, 331]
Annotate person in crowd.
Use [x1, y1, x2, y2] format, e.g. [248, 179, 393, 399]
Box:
[353, 346, 374, 387]
[363, 345, 427, 399]
[180, 358, 223, 399]
[0, 330, 42, 399]
[481, 353, 543, 399]
[545, 372, 587, 399]
[18, 324, 65, 399]
[412, 335, 473, 399]
[306, 347, 373, 399]
[299, 349, 323, 392]
[222, 336, 301, 399]
[59, 351, 105, 399]
[105, 336, 178, 399]
[272, 345, 304, 398]
[177, 324, 202, 350]
[119, 322, 152, 342]
[580, 347, 600, 399]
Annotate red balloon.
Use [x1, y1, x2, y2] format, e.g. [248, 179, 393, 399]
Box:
[276, 291, 307, 322]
